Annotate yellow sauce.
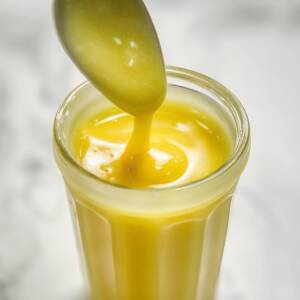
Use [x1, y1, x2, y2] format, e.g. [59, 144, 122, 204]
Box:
[68, 94, 233, 300]
[72, 102, 231, 188]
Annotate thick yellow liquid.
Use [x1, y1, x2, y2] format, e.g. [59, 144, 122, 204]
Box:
[69, 97, 233, 300]
[70, 184, 233, 300]
[72, 102, 231, 188]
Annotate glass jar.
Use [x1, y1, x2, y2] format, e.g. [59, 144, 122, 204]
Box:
[53, 66, 250, 300]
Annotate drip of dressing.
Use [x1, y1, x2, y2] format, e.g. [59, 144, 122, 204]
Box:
[54, 0, 166, 173]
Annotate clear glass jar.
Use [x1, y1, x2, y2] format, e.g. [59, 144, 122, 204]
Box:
[53, 66, 250, 300]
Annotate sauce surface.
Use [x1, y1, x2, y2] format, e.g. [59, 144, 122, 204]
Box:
[72, 101, 232, 188]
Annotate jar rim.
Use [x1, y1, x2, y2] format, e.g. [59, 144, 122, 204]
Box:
[53, 66, 250, 193]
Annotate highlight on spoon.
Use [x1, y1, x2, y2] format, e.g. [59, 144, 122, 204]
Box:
[53, 0, 167, 116]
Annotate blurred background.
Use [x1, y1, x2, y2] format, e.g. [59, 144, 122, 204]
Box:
[0, 0, 299, 299]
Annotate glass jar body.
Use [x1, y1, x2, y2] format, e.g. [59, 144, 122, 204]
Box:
[53, 67, 250, 300]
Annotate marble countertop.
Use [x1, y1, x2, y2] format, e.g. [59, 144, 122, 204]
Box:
[0, 0, 299, 299]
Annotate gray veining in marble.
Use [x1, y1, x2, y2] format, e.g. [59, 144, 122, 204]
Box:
[0, 0, 299, 299]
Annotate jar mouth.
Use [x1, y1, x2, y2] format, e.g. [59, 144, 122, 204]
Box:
[53, 66, 250, 192]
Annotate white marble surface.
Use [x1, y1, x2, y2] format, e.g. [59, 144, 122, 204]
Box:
[0, 0, 299, 299]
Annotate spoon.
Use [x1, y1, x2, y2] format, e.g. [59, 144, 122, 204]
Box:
[53, 0, 166, 116]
